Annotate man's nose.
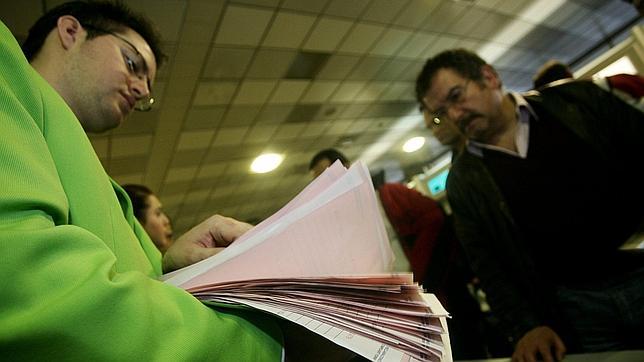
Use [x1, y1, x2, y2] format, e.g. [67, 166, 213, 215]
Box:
[130, 76, 150, 99]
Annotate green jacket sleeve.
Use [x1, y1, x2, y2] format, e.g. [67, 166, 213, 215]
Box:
[0, 21, 281, 361]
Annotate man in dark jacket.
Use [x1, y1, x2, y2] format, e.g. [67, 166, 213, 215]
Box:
[415, 49, 644, 362]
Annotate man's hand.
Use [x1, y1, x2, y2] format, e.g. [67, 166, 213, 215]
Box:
[512, 326, 566, 362]
[162, 214, 253, 273]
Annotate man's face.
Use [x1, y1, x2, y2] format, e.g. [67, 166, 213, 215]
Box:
[422, 67, 503, 144]
[310, 158, 332, 179]
[66, 27, 157, 133]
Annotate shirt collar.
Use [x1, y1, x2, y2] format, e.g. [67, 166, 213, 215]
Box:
[466, 91, 539, 158]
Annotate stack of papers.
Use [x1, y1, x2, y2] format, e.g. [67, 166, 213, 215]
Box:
[162, 161, 452, 361]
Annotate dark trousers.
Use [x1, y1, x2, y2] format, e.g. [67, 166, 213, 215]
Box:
[556, 265, 644, 352]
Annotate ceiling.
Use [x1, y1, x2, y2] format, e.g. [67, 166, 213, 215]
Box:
[2, 0, 640, 233]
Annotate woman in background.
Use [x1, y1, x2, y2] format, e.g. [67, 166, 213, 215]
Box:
[123, 184, 173, 254]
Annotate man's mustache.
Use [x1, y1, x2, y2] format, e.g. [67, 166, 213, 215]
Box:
[457, 113, 483, 133]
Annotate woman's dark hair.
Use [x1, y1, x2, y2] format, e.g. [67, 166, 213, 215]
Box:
[122, 184, 153, 223]
[22, 0, 166, 66]
[309, 148, 350, 170]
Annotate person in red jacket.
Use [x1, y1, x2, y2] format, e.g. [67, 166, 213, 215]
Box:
[309, 148, 489, 359]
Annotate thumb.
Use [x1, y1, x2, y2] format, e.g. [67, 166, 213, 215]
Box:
[554, 335, 566, 361]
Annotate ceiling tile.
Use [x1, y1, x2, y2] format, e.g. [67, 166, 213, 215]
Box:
[256, 105, 293, 123]
[109, 156, 148, 176]
[196, 163, 228, 181]
[324, 0, 370, 19]
[284, 51, 331, 79]
[129, 0, 187, 42]
[494, 0, 531, 16]
[379, 81, 413, 101]
[246, 49, 297, 78]
[212, 126, 249, 146]
[339, 103, 370, 118]
[113, 173, 145, 186]
[346, 119, 373, 134]
[222, 106, 262, 126]
[392, 0, 440, 29]
[176, 130, 215, 151]
[446, 7, 492, 37]
[337, 23, 386, 54]
[232, 80, 277, 105]
[316, 54, 361, 80]
[345, 56, 388, 80]
[184, 189, 211, 206]
[262, 11, 316, 48]
[112, 111, 158, 135]
[302, 17, 354, 52]
[422, 1, 468, 33]
[362, 0, 408, 24]
[300, 80, 340, 103]
[375, 59, 415, 81]
[0, 0, 42, 39]
[285, 104, 323, 123]
[170, 150, 207, 168]
[203, 47, 254, 79]
[194, 81, 239, 106]
[245, 124, 280, 144]
[165, 166, 198, 183]
[90, 137, 109, 159]
[300, 122, 330, 138]
[268, 80, 310, 104]
[215, 5, 273, 46]
[474, 0, 501, 10]
[281, 0, 329, 13]
[398, 32, 437, 59]
[230, 0, 279, 6]
[325, 119, 355, 136]
[184, 107, 226, 130]
[469, 12, 515, 41]
[422, 34, 460, 58]
[354, 81, 390, 102]
[369, 27, 414, 56]
[273, 123, 306, 141]
[111, 135, 153, 158]
[330, 81, 367, 102]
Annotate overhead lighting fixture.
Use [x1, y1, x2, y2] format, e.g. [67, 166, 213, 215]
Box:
[250, 153, 283, 173]
[402, 137, 425, 153]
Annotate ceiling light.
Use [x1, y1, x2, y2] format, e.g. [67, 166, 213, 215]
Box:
[250, 153, 283, 173]
[402, 137, 425, 153]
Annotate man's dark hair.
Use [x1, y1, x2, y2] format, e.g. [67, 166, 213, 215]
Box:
[415, 49, 487, 108]
[122, 184, 154, 223]
[532, 60, 573, 89]
[309, 148, 350, 170]
[22, 1, 166, 66]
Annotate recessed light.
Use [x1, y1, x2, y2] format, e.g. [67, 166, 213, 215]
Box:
[402, 137, 425, 153]
[250, 153, 283, 173]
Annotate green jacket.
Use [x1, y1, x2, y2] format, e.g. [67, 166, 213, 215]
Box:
[0, 21, 281, 360]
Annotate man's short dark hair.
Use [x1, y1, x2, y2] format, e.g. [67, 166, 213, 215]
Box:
[532, 60, 573, 89]
[309, 148, 350, 170]
[22, 0, 166, 66]
[415, 49, 487, 108]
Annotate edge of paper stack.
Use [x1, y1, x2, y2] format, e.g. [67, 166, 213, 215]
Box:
[162, 161, 452, 362]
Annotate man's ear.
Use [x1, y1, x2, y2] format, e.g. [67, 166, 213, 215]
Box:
[56, 15, 82, 50]
[481, 64, 502, 89]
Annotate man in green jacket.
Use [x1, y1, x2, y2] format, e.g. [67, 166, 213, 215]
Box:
[0, 1, 283, 359]
[416, 49, 644, 362]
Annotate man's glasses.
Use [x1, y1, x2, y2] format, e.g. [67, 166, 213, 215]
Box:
[426, 79, 471, 125]
[83, 24, 154, 111]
